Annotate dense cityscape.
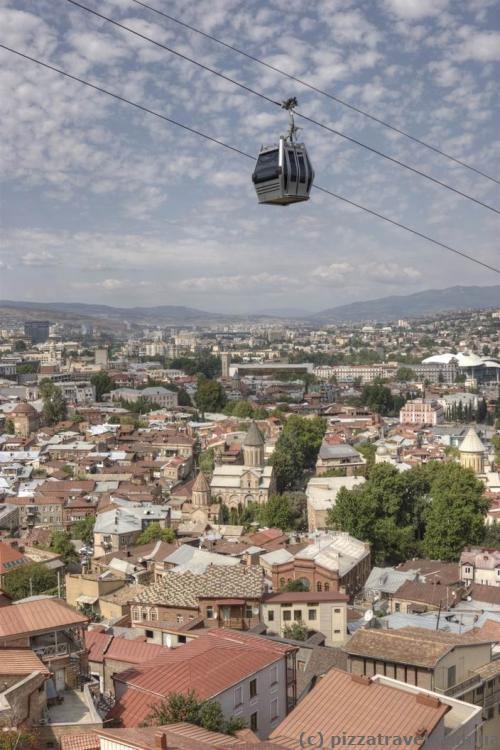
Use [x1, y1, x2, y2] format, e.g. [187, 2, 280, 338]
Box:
[0, 300, 498, 749]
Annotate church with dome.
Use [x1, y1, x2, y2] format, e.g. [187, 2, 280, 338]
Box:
[210, 421, 276, 509]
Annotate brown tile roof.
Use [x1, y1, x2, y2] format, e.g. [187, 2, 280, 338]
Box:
[0, 648, 50, 675]
[474, 619, 500, 641]
[393, 580, 459, 607]
[111, 629, 295, 727]
[470, 584, 500, 605]
[344, 626, 491, 668]
[270, 668, 450, 749]
[132, 566, 264, 609]
[395, 560, 460, 585]
[60, 734, 100, 750]
[0, 598, 87, 640]
[105, 635, 168, 664]
[0, 542, 27, 576]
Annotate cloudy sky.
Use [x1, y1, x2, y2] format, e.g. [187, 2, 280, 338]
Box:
[0, 0, 499, 314]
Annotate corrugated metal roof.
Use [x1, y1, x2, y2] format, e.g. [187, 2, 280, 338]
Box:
[270, 668, 449, 749]
[85, 630, 113, 664]
[0, 598, 87, 639]
[105, 635, 167, 664]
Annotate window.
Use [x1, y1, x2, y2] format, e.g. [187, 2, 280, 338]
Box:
[308, 609, 317, 620]
[487, 707, 494, 720]
[206, 606, 214, 619]
[270, 698, 279, 721]
[395, 603, 401, 612]
[145, 630, 154, 639]
[283, 610, 292, 621]
[250, 678, 257, 699]
[293, 610, 302, 621]
[316, 582, 322, 592]
[324, 583, 330, 592]
[297, 660, 306, 671]
[176, 615, 184, 624]
[334, 608, 341, 614]
[178, 635, 186, 644]
[447, 665, 456, 688]
[245, 606, 253, 619]
[252, 150, 279, 184]
[279, 578, 285, 588]
[268, 610, 275, 622]
[270, 665, 278, 685]
[250, 712, 258, 732]
[234, 686, 243, 708]
[334, 629, 341, 634]
[465, 566, 471, 574]
[142, 611, 148, 621]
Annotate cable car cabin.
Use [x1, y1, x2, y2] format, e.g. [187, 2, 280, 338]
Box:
[252, 137, 314, 205]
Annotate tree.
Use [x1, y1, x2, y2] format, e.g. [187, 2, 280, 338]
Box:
[0, 729, 37, 750]
[271, 415, 326, 492]
[194, 376, 226, 414]
[355, 442, 377, 476]
[2, 562, 57, 600]
[135, 523, 175, 545]
[199, 448, 215, 474]
[283, 622, 309, 641]
[396, 367, 416, 382]
[4, 419, 14, 434]
[260, 492, 307, 531]
[483, 521, 500, 547]
[72, 515, 95, 546]
[90, 371, 116, 401]
[226, 400, 255, 418]
[39, 379, 67, 425]
[177, 388, 192, 407]
[144, 691, 245, 735]
[422, 463, 489, 561]
[13, 340, 27, 351]
[49, 530, 78, 564]
[282, 579, 309, 592]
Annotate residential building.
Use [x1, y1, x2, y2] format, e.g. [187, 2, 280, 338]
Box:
[315, 442, 366, 476]
[261, 590, 349, 646]
[9, 401, 40, 438]
[93, 503, 171, 558]
[460, 547, 500, 587]
[110, 629, 297, 737]
[270, 666, 482, 750]
[399, 398, 444, 426]
[0, 648, 50, 728]
[111, 387, 178, 409]
[343, 625, 500, 740]
[266, 532, 371, 597]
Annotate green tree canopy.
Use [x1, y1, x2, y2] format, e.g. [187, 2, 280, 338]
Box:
[259, 492, 307, 531]
[71, 515, 95, 546]
[396, 367, 416, 382]
[2, 562, 58, 600]
[144, 691, 245, 735]
[49, 530, 78, 564]
[90, 371, 117, 401]
[135, 523, 175, 545]
[327, 461, 489, 564]
[39, 379, 67, 425]
[194, 376, 227, 414]
[283, 622, 309, 641]
[199, 448, 215, 475]
[271, 415, 326, 492]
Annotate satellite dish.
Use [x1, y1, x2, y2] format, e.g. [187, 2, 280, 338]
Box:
[364, 609, 374, 622]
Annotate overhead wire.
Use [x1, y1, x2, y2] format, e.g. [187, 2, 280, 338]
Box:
[129, 0, 500, 188]
[1, 43, 499, 276]
[61, 0, 500, 217]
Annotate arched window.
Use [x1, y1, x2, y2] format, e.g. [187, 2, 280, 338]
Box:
[316, 582, 322, 592]
[324, 582, 330, 592]
[279, 577, 286, 588]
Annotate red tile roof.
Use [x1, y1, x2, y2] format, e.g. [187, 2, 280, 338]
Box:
[0, 598, 88, 641]
[0, 648, 50, 675]
[111, 629, 295, 727]
[105, 635, 168, 664]
[0, 542, 27, 576]
[85, 630, 113, 664]
[96, 723, 247, 750]
[270, 669, 450, 749]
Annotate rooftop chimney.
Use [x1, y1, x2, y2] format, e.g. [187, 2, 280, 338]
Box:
[154, 731, 167, 750]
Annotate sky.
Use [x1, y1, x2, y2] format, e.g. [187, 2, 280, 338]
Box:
[0, 0, 499, 314]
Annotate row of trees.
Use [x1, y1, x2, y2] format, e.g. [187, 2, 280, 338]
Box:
[327, 461, 488, 564]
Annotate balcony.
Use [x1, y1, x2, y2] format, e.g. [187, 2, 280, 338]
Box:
[435, 673, 482, 698]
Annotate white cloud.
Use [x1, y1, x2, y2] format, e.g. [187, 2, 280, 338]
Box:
[458, 31, 500, 62]
[382, 0, 449, 20]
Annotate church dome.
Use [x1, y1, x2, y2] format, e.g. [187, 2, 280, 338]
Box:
[459, 427, 486, 454]
[243, 421, 264, 447]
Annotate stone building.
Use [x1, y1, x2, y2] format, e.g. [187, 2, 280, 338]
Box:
[210, 422, 275, 509]
[9, 401, 40, 438]
[459, 426, 486, 474]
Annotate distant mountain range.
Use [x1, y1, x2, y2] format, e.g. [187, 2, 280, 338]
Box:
[312, 285, 500, 323]
[1, 285, 498, 326]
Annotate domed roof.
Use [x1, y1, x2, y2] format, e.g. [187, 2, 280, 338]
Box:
[376, 442, 389, 456]
[459, 427, 486, 454]
[243, 421, 264, 447]
[10, 402, 37, 417]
